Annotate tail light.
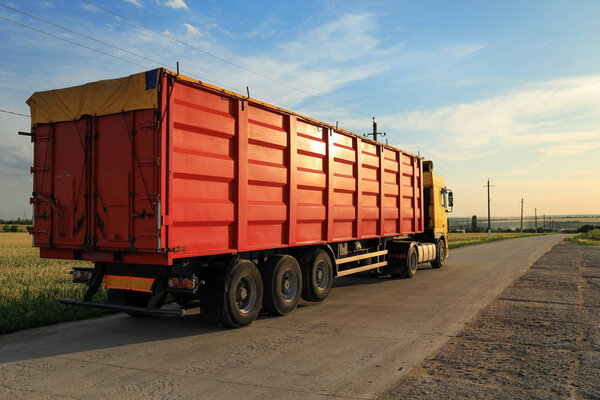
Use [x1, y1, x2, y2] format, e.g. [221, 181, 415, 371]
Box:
[168, 276, 197, 290]
[72, 268, 94, 283]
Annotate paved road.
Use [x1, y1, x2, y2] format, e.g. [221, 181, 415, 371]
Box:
[0, 234, 567, 400]
[378, 241, 600, 400]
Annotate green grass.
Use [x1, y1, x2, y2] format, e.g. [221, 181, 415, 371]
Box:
[1, 224, 30, 233]
[447, 232, 546, 249]
[565, 229, 600, 246]
[0, 232, 111, 334]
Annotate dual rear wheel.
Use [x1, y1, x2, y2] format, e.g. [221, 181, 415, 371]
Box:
[108, 250, 335, 328]
[220, 249, 334, 328]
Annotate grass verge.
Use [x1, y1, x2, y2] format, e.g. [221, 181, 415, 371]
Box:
[447, 232, 546, 249]
[565, 229, 600, 246]
[0, 233, 111, 334]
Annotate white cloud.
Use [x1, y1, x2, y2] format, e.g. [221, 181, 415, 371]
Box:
[0, 144, 32, 176]
[165, 0, 187, 9]
[351, 74, 600, 161]
[124, 0, 142, 7]
[81, 3, 97, 12]
[537, 141, 600, 157]
[183, 23, 202, 36]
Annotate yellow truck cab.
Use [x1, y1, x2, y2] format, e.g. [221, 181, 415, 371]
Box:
[420, 161, 453, 267]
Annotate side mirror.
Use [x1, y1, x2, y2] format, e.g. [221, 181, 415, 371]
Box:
[448, 190, 454, 208]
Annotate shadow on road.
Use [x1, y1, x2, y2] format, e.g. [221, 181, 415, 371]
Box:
[1, 264, 442, 365]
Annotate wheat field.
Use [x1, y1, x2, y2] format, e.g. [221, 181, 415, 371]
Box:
[0, 232, 109, 333]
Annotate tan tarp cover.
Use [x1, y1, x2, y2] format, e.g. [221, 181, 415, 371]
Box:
[27, 70, 159, 125]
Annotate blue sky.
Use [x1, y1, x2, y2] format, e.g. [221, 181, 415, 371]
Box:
[1, 0, 599, 219]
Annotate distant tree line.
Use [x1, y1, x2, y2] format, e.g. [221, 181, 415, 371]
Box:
[0, 218, 33, 225]
[578, 225, 600, 233]
[447, 215, 592, 234]
[1, 217, 33, 233]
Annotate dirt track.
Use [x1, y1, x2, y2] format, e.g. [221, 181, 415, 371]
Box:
[0, 234, 568, 399]
[379, 242, 600, 399]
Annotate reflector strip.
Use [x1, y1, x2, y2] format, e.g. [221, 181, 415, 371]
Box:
[104, 275, 154, 292]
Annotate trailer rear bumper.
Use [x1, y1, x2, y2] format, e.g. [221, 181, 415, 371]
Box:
[59, 298, 200, 317]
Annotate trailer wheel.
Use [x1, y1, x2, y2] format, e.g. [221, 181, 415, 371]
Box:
[431, 239, 446, 269]
[261, 255, 302, 316]
[221, 259, 263, 328]
[301, 249, 333, 302]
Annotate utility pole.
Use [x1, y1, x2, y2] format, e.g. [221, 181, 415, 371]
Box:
[373, 118, 378, 143]
[366, 117, 386, 143]
[535, 208, 538, 233]
[543, 213, 546, 233]
[520, 198, 524, 233]
[484, 179, 494, 239]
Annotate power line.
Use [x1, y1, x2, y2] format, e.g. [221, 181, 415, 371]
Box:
[0, 3, 240, 93]
[79, 0, 370, 117]
[0, 108, 29, 117]
[0, 15, 152, 70]
[0, 4, 340, 126]
[0, 3, 164, 67]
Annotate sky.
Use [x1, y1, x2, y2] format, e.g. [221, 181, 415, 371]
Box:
[0, 0, 599, 219]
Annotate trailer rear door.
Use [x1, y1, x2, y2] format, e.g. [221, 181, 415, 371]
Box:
[91, 110, 160, 251]
[32, 119, 89, 248]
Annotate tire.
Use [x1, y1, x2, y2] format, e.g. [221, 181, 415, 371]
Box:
[261, 255, 302, 316]
[431, 239, 446, 269]
[391, 245, 418, 278]
[221, 259, 263, 328]
[403, 246, 418, 278]
[301, 249, 333, 302]
[107, 289, 164, 316]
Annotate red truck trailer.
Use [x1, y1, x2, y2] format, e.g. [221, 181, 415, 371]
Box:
[25, 68, 453, 327]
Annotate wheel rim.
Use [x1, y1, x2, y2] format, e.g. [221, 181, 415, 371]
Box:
[440, 246, 445, 261]
[280, 269, 299, 302]
[235, 277, 257, 314]
[315, 260, 330, 289]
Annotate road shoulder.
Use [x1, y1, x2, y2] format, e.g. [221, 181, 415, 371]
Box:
[378, 242, 600, 400]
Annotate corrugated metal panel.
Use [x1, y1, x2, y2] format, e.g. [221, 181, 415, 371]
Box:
[31, 70, 423, 264]
[166, 75, 423, 257]
[167, 81, 236, 255]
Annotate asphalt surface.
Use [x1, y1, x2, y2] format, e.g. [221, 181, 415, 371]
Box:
[0, 234, 567, 399]
[379, 241, 600, 400]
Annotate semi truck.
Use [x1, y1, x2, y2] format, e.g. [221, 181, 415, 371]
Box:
[24, 68, 453, 327]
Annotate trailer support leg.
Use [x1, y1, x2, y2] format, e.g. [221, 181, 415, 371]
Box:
[148, 277, 168, 309]
[84, 263, 105, 302]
